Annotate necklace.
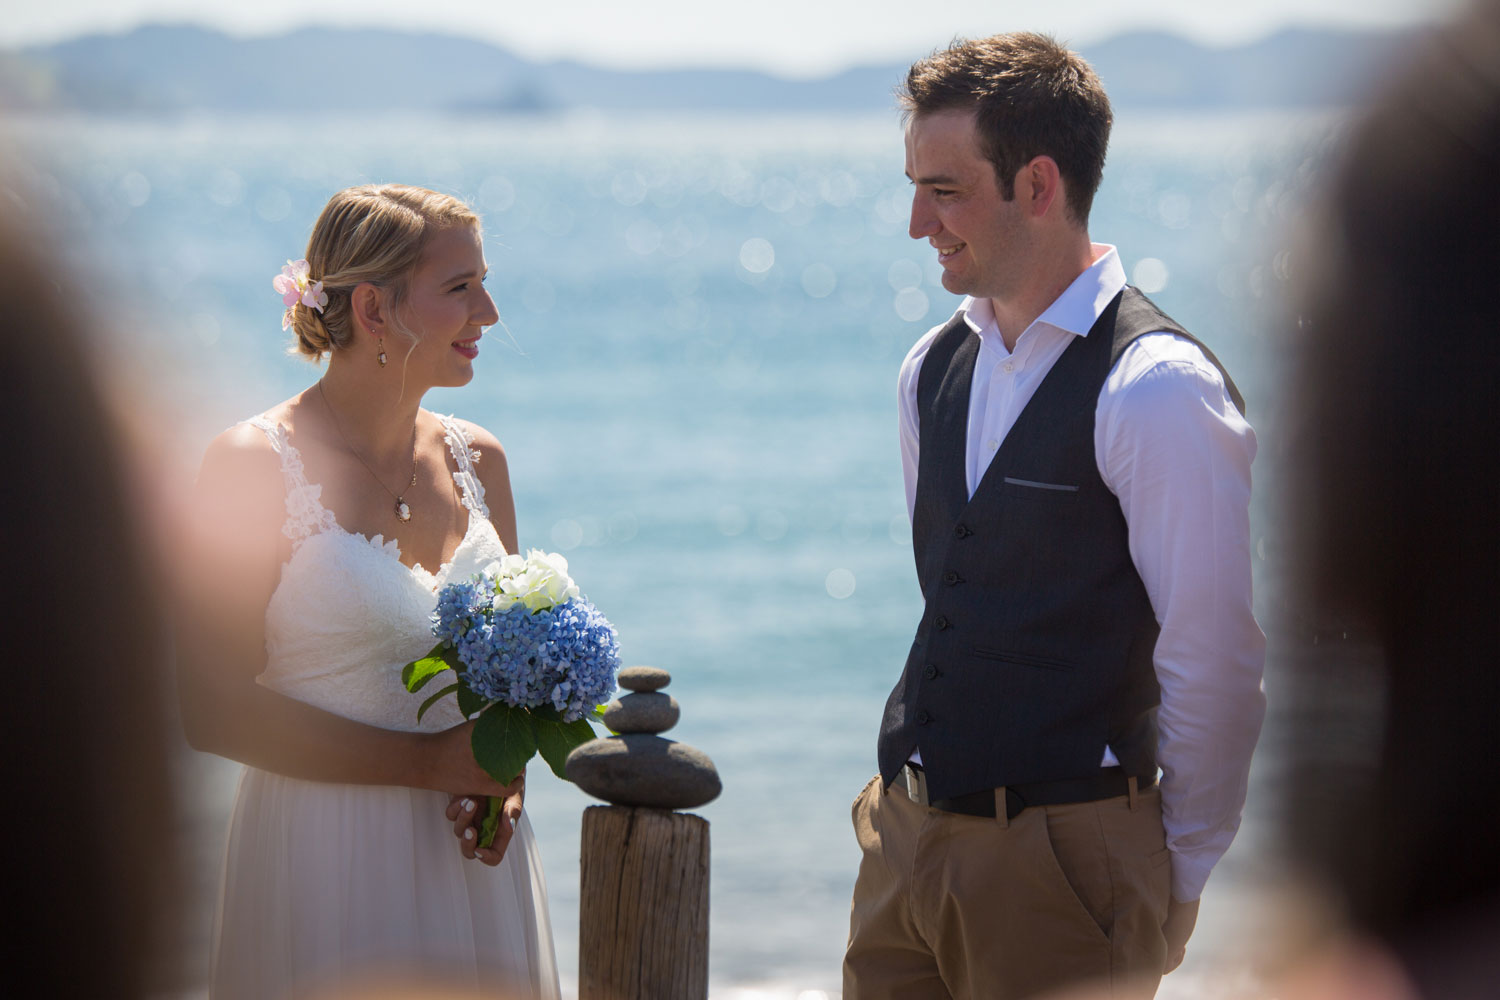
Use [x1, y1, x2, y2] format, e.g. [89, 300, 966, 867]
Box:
[316, 380, 418, 523]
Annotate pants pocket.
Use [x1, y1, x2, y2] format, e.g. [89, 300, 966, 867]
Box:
[1036, 804, 1114, 943]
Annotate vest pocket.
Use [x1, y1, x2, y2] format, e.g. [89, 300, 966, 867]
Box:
[971, 647, 1075, 671]
[1001, 476, 1080, 492]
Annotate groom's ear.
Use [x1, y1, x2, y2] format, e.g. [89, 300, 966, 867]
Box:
[350, 282, 386, 338]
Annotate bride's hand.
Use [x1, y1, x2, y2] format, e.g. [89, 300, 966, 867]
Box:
[446, 771, 525, 866]
[426, 721, 526, 864]
[423, 720, 519, 796]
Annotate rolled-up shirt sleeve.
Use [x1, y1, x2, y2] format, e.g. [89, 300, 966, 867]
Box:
[1096, 335, 1267, 902]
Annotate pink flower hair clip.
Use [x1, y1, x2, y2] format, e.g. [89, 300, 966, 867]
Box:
[272, 259, 329, 330]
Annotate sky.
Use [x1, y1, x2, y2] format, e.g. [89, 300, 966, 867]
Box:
[0, 0, 1456, 77]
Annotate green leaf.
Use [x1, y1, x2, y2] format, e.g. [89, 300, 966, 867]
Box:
[456, 681, 486, 719]
[470, 702, 537, 785]
[591, 702, 614, 734]
[533, 714, 599, 781]
[401, 645, 455, 693]
[478, 797, 503, 849]
[416, 682, 460, 723]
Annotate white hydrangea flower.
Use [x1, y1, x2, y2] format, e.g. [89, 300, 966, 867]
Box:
[487, 549, 580, 613]
[526, 549, 580, 606]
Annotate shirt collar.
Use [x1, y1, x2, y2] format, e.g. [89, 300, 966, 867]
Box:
[957, 244, 1127, 344]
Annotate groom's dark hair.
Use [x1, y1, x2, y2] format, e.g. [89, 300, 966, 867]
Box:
[899, 32, 1112, 225]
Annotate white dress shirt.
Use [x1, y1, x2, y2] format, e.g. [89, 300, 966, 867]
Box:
[897, 245, 1266, 902]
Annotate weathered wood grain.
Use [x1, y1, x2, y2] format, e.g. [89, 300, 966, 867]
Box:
[579, 805, 710, 1000]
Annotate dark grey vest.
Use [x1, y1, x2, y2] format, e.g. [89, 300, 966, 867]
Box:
[877, 287, 1244, 801]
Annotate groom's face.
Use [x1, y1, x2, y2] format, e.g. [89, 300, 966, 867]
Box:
[905, 109, 1029, 302]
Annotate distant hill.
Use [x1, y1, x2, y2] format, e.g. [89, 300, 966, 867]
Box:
[1086, 28, 1409, 109]
[0, 23, 1411, 115]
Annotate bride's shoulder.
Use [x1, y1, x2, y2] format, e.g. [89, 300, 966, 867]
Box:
[426, 410, 501, 461]
[204, 397, 304, 464]
[203, 414, 282, 471]
[194, 403, 299, 512]
[186, 414, 294, 560]
[430, 412, 513, 496]
[438, 414, 505, 457]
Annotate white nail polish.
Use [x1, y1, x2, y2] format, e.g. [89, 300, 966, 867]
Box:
[461, 799, 474, 811]
[463, 829, 474, 841]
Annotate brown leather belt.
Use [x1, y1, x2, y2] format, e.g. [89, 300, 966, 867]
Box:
[901, 763, 1155, 819]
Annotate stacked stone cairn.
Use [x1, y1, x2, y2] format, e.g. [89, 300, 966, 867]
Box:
[566, 665, 721, 809]
[568, 667, 720, 999]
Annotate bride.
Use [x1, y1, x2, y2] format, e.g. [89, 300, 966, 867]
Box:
[177, 184, 560, 999]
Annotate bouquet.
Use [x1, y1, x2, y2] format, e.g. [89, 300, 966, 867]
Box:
[402, 549, 619, 846]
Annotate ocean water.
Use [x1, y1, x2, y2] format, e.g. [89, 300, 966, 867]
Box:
[5, 106, 1342, 997]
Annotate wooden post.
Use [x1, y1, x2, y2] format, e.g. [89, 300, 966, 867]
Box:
[578, 806, 709, 1000]
[568, 667, 722, 1000]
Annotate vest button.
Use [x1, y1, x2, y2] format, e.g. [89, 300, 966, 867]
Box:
[954, 523, 972, 538]
[934, 616, 950, 630]
[924, 663, 939, 679]
[943, 571, 960, 585]
[916, 709, 931, 725]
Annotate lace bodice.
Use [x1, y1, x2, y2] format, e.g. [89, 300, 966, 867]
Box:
[245, 413, 505, 732]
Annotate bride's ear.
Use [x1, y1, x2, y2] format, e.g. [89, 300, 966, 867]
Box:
[350, 282, 386, 339]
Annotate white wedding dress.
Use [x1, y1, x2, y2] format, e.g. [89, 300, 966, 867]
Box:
[211, 414, 560, 1000]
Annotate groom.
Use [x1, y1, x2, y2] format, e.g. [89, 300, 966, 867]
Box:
[844, 33, 1266, 999]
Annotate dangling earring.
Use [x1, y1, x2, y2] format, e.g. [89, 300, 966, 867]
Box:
[377, 337, 388, 368]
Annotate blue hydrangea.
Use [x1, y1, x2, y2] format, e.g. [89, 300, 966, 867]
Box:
[430, 577, 619, 723]
[432, 580, 482, 647]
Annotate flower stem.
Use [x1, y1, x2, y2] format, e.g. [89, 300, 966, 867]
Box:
[478, 795, 503, 849]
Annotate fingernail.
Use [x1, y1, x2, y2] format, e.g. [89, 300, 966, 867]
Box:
[463, 829, 474, 841]
[461, 799, 475, 812]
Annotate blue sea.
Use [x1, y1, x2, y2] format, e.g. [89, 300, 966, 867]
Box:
[5, 106, 1343, 998]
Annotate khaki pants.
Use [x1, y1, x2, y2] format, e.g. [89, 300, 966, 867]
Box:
[843, 774, 1172, 999]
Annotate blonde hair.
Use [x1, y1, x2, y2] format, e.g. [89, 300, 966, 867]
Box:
[288, 184, 480, 361]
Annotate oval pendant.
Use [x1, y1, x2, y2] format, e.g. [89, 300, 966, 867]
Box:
[395, 500, 412, 522]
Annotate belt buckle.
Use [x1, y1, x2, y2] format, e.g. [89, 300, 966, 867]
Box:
[903, 764, 929, 806]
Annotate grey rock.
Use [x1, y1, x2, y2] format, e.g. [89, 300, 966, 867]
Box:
[603, 692, 679, 734]
[617, 665, 671, 693]
[566, 733, 721, 810]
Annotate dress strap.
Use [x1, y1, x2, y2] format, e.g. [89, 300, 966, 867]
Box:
[436, 414, 490, 520]
[244, 415, 340, 548]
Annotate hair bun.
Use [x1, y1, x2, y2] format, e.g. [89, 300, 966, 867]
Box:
[289, 304, 334, 359]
